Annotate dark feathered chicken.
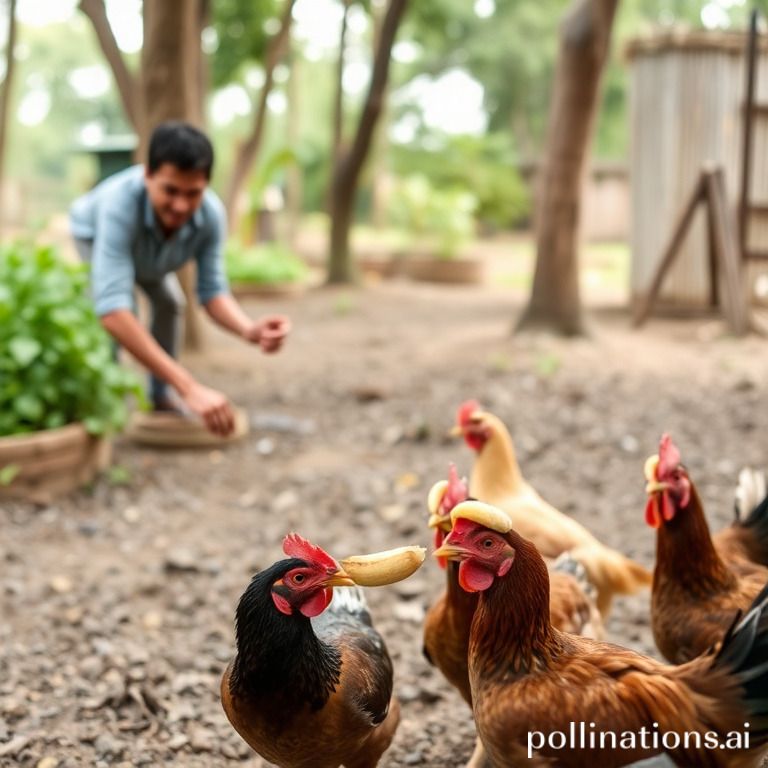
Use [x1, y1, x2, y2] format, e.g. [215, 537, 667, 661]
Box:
[221, 534, 400, 768]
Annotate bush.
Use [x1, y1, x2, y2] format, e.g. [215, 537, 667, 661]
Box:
[225, 241, 309, 285]
[388, 175, 476, 259]
[391, 132, 531, 230]
[0, 242, 144, 437]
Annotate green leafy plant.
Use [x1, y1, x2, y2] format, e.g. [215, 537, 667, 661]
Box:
[0, 242, 144, 437]
[225, 241, 309, 285]
[388, 175, 476, 259]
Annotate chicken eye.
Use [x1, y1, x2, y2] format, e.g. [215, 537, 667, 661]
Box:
[482, 538, 494, 549]
[293, 573, 305, 584]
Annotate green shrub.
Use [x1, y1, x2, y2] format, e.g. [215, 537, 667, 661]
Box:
[0, 242, 144, 437]
[388, 175, 476, 259]
[391, 132, 531, 230]
[225, 241, 309, 285]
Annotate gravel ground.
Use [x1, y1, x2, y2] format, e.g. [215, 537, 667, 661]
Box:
[2, 280, 768, 767]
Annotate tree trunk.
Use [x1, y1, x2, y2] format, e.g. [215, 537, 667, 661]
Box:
[368, 0, 390, 229]
[0, 0, 18, 233]
[332, 0, 352, 166]
[79, 0, 141, 136]
[327, 0, 408, 284]
[223, 0, 296, 234]
[142, 0, 207, 350]
[516, 0, 618, 336]
[285, 44, 303, 246]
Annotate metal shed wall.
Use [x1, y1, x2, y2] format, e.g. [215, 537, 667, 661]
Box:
[628, 31, 768, 308]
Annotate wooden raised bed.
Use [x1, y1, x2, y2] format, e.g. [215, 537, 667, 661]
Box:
[400, 255, 485, 284]
[0, 423, 112, 504]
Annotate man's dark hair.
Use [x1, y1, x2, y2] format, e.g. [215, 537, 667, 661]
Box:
[147, 121, 214, 179]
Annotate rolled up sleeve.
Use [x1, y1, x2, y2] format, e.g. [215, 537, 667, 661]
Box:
[91, 195, 138, 316]
[195, 195, 229, 305]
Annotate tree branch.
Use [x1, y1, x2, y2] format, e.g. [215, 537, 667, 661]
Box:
[79, 0, 142, 132]
[223, 0, 297, 231]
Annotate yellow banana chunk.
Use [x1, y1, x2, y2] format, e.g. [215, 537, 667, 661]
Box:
[340, 545, 426, 587]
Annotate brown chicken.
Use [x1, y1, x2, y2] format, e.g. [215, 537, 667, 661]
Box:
[221, 534, 400, 768]
[453, 399, 651, 613]
[644, 434, 768, 664]
[435, 499, 768, 768]
[423, 467, 602, 768]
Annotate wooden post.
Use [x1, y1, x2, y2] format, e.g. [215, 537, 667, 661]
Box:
[632, 171, 707, 327]
[634, 165, 750, 336]
[739, 10, 759, 263]
[705, 168, 750, 336]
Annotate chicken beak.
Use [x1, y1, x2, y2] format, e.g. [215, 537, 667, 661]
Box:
[323, 568, 356, 588]
[645, 479, 668, 495]
[449, 425, 464, 438]
[432, 542, 466, 562]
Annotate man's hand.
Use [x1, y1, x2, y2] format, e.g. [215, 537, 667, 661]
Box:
[243, 314, 291, 353]
[181, 381, 236, 437]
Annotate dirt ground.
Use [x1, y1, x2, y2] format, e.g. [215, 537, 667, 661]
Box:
[2, 277, 768, 768]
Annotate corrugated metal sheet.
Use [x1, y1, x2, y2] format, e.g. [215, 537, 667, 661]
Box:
[629, 31, 762, 307]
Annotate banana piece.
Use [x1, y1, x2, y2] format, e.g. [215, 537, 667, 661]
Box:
[340, 545, 426, 587]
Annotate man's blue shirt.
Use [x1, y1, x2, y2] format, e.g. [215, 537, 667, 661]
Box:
[69, 165, 229, 316]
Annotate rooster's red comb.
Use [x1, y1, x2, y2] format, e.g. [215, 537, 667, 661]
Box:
[457, 399, 482, 427]
[444, 463, 469, 514]
[282, 533, 338, 570]
[657, 433, 681, 478]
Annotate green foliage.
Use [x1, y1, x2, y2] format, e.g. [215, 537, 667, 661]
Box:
[0, 242, 144, 437]
[210, 0, 279, 88]
[387, 175, 476, 259]
[392, 132, 530, 229]
[225, 241, 309, 285]
[248, 146, 300, 212]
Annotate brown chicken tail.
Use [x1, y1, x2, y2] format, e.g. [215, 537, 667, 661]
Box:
[570, 544, 652, 615]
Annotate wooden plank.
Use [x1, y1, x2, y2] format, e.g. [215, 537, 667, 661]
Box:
[745, 249, 768, 261]
[633, 171, 708, 326]
[706, 167, 751, 335]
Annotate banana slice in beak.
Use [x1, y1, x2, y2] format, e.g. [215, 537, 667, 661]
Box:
[340, 545, 426, 587]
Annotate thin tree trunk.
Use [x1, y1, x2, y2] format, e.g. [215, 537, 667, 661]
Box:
[223, 0, 296, 234]
[79, 0, 141, 136]
[0, 0, 18, 233]
[369, 0, 390, 228]
[142, 0, 207, 350]
[516, 0, 618, 336]
[285, 44, 303, 245]
[327, 0, 408, 284]
[332, 0, 352, 166]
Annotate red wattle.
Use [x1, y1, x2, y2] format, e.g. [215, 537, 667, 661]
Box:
[299, 588, 332, 618]
[645, 496, 661, 529]
[458, 561, 495, 592]
[434, 529, 447, 570]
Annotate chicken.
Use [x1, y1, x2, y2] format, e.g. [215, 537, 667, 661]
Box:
[644, 434, 768, 663]
[423, 467, 602, 768]
[434, 499, 768, 768]
[221, 534, 400, 768]
[453, 399, 651, 613]
[714, 467, 768, 567]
